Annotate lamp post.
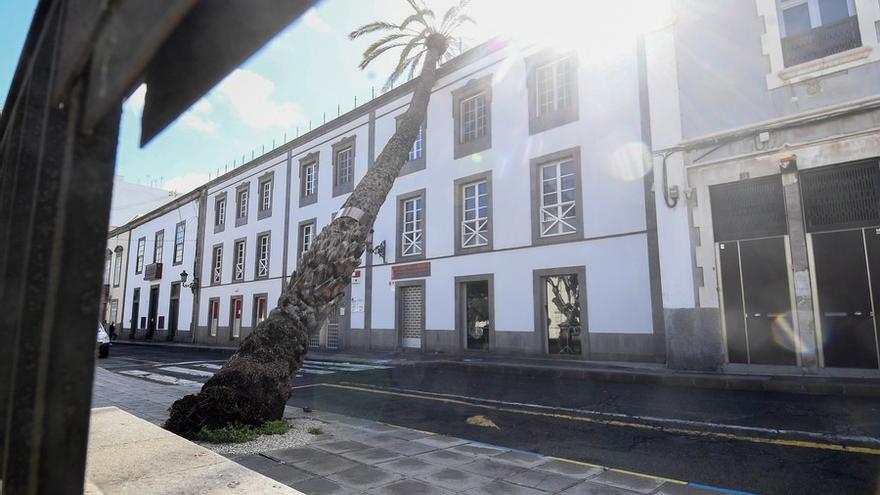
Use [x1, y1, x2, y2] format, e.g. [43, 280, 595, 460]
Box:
[180, 270, 199, 294]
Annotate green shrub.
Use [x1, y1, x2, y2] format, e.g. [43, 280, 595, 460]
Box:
[308, 427, 323, 435]
[195, 420, 290, 444]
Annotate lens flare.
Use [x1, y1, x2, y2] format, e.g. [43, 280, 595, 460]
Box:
[770, 313, 799, 352]
[608, 142, 652, 182]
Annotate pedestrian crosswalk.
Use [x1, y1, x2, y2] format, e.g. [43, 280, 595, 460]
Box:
[117, 359, 392, 386]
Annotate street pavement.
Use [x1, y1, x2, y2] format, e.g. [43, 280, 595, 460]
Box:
[96, 345, 880, 494]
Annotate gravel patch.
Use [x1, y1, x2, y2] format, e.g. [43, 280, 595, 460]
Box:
[197, 415, 326, 456]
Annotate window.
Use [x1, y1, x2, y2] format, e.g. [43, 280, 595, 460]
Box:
[452, 75, 492, 158]
[113, 250, 123, 287]
[173, 221, 185, 265]
[135, 237, 145, 274]
[778, 0, 861, 67]
[527, 52, 578, 134]
[530, 148, 583, 245]
[256, 233, 270, 278]
[104, 253, 111, 285]
[212, 245, 223, 284]
[214, 193, 226, 233]
[410, 126, 424, 161]
[235, 184, 249, 227]
[254, 294, 268, 326]
[395, 115, 427, 175]
[462, 181, 489, 247]
[109, 299, 118, 324]
[299, 152, 319, 206]
[233, 239, 246, 281]
[152, 230, 164, 264]
[209, 299, 220, 337]
[258, 171, 274, 220]
[397, 190, 426, 260]
[460, 94, 487, 144]
[298, 220, 316, 264]
[332, 136, 356, 196]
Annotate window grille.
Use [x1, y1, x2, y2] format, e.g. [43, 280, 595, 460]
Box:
[237, 190, 248, 219]
[540, 160, 578, 237]
[257, 234, 269, 277]
[800, 160, 880, 233]
[336, 147, 353, 185]
[261, 180, 271, 211]
[461, 181, 489, 248]
[174, 222, 185, 264]
[300, 223, 314, 255]
[153, 230, 164, 263]
[136, 238, 145, 273]
[460, 93, 487, 144]
[536, 58, 572, 117]
[234, 241, 245, 280]
[303, 163, 316, 196]
[710, 175, 787, 241]
[409, 126, 424, 161]
[212, 246, 223, 284]
[401, 197, 423, 256]
[216, 199, 226, 226]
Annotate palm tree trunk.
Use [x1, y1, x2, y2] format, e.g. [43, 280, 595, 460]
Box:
[166, 44, 444, 437]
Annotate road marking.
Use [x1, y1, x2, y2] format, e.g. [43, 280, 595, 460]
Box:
[193, 363, 223, 370]
[292, 382, 880, 456]
[305, 360, 391, 370]
[159, 366, 215, 378]
[119, 370, 200, 386]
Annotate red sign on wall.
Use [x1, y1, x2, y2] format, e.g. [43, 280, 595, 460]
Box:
[391, 262, 431, 280]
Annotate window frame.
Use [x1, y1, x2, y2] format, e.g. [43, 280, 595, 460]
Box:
[135, 237, 146, 274]
[332, 135, 356, 197]
[529, 147, 584, 246]
[104, 251, 112, 285]
[253, 293, 269, 327]
[395, 114, 427, 176]
[211, 244, 223, 285]
[257, 170, 274, 220]
[297, 218, 317, 267]
[452, 75, 493, 159]
[396, 189, 427, 261]
[298, 151, 319, 207]
[255, 231, 271, 279]
[112, 248, 123, 287]
[235, 182, 250, 227]
[526, 51, 579, 134]
[208, 297, 220, 337]
[454, 170, 493, 255]
[778, 0, 856, 36]
[173, 221, 185, 265]
[232, 238, 246, 282]
[214, 192, 227, 233]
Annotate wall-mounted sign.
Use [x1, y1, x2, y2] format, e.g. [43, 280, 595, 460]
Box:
[351, 269, 362, 284]
[391, 262, 431, 280]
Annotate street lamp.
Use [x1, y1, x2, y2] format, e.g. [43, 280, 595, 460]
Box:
[180, 270, 199, 293]
[367, 229, 386, 264]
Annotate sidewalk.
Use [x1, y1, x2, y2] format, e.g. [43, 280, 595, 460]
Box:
[115, 339, 880, 398]
[91, 367, 738, 495]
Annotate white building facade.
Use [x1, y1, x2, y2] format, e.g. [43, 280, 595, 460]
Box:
[187, 40, 663, 361]
[122, 192, 203, 341]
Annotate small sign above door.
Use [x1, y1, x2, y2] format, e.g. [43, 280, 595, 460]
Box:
[392, 262, 431, 280]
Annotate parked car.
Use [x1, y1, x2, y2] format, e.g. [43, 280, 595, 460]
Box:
[96, 323, 111, 358]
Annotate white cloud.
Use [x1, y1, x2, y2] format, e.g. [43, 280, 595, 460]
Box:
[163, 172, 209, 194]
[302, 8, 334, 34]
[216, 69, 306, 129]
[124, 84, 146, 113]
[180, 113, 217, 133]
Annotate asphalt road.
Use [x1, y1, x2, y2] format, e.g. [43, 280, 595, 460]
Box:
[99, 344, 880, 495]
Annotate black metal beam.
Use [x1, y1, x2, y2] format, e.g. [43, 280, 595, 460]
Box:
[140, 0, 317, 145]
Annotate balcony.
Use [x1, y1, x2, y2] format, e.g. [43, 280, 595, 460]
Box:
[781, 15, 862, 68]
[144, 262, 163, 281]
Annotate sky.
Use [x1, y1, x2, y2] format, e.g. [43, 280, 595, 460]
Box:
[0, 1, 671, 194]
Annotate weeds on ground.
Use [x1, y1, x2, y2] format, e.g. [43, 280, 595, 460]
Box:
[308, 427, 323, 435]
[195, 419, 290, 444]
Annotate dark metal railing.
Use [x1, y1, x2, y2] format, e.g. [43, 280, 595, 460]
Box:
[781, 15, 862, 67]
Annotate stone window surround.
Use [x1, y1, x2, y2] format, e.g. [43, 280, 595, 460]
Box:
[229, 295, 243, 340]
[254, 230, 271, 279]
[297, 217, 317, 268]
[208, 297, 220, 337]
[529, 146, 585, 246]
[332, 135, 356, 197]
[532, 265, 590, 355]
[396, 188, 427, 262]
[213, 192, 227, 234]
[135, 236, 146, 274]
[453, 170, 493, 255]
[395, 114, 427, 176]
[452, 74, 493, 159]
[173, 221, 185, 266]
[756, 0, 880, 89]
[299, 151, 320, 207]
[525, 50, 579, 135]
[454, 273, 496, 352]
[235, 182, 250, 227]
[210, 243, 223, 286]
[232, 237, 247, 282]
[257, 170, 274, 220]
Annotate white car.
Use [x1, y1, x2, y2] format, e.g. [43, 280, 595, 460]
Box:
[96, 324, 111, 358]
